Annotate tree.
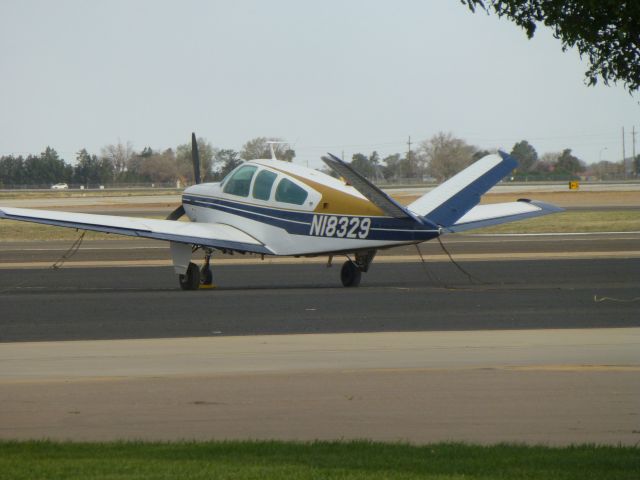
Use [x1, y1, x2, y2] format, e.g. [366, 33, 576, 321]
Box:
[510, 140, 538, 172]
[240, 137, 295, 161]
[418, 132, 477, 181]
[382, 153, 402, 180]
[462, 1, 640, 93]
[124, 147, 153, 182]
[22, 147, 67, 186]
[0, 155, 25, 186]
[176, 137, 216, 183]
[213, 149, 243, 180]
[555, 148, 584, 174]
[138, 149, 178, 184]
[73, 149, 113, 186]
[402, 149, 422, 179]
[535, 152, 560, 173]
[350, 151, 381, 179]
[101, 140, 134, 177]
[472, 149, 492, 161]
[589, 160, 625, 179]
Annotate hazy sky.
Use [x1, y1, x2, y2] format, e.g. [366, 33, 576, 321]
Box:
[1, 0, 638, 168]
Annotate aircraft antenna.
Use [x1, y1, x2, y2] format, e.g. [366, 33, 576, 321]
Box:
[266, 141, 289, 161]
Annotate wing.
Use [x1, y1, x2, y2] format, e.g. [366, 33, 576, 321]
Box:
[443, 200, 564, 233]
[0, 207, 273, 254]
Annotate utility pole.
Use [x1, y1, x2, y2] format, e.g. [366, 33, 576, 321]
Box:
[622, 126, 626, 164]
[633, 126, 637, 177]
[407, 135, 414, 178]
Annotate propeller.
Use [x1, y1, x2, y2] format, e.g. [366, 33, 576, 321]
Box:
[191, 132, 202, 185]
[166, 132, 202, 221]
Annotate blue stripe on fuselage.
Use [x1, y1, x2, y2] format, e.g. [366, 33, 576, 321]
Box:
[183, 194, 439, 242]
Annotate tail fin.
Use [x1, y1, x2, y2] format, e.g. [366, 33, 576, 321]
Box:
[407, 151, 517, 227]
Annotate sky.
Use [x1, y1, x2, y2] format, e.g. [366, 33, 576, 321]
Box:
[1, 0, 638, 169]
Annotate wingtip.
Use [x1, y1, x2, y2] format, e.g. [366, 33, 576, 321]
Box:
[529, 200, 565, 213]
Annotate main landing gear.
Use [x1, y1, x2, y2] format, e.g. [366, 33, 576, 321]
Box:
[339, 250, 377, 288]
[173, 245, 378, 290]
[179, 262, 200, 290]
[178, 250, 214, 291]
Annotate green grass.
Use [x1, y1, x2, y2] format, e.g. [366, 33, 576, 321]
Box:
[474, 210, 640, 234]
[0, 440, 637, 480]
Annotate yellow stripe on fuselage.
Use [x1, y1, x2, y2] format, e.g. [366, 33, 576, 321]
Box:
[268, 167, 385, 216]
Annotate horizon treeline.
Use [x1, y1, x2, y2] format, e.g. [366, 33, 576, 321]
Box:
[0, 133, 636, 188]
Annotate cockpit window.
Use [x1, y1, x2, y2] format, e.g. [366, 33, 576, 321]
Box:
[223, 165, 257, 197]
[275, 178, 308, 205]
[252, 170, 277, 201]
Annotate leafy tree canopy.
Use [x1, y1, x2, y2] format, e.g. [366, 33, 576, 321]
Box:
[73, 148, 113, 186]
[555, 148, 584, 174]
[350, 151, 381, 179]
[214, 149, 243, 180]
[510, 140, 538, 172]
[419, 132, 478, 181]
[462, 0, 640, 93]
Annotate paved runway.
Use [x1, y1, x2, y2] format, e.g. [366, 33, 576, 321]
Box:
[0, 258, 638, 342]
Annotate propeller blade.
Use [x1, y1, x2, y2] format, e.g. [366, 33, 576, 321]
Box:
[166, 205, 185, 221]
[192, 132, 202, 184]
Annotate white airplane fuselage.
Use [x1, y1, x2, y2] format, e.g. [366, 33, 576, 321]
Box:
[181, 159, 438, 256]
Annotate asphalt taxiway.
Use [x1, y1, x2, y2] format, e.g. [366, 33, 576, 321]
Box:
[0, 257, 639, 342]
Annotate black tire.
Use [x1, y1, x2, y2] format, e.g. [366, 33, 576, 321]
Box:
[179, 262, 200, 290]
[200, 265, 213, 285]
[340, 260, 362, 287]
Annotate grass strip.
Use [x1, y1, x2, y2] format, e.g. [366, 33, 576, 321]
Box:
[0, 189, 180, 200]
[474, 210, 640, 234]
[0, 440, 637, 480]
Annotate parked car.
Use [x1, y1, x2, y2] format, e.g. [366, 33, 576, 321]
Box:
[50, 183, 69, 190]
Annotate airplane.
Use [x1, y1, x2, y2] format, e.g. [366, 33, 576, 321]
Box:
[0, 134, 563, 290]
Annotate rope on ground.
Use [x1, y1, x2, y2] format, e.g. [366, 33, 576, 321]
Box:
[51, 231, 86, 269]
[436, 235, 485, 285]
[594, 295, 640, 303]
[414, 243, 448, 288]
[0, 231, 87, 294]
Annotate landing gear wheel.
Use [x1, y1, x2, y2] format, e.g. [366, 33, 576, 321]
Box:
[340, 260, 361, 288]
[200, 265, 213, 285]
[179, 262, 200, 290]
